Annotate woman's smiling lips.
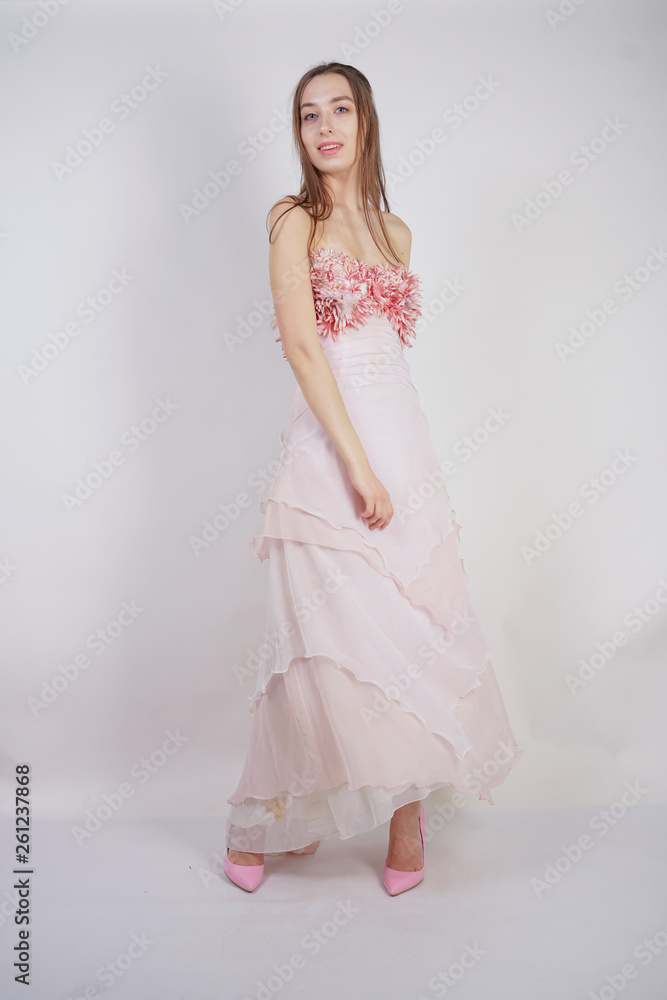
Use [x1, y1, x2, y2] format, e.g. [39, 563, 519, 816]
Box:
[318, 142, 343, 156]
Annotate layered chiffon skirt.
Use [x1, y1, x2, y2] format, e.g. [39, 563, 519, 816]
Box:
[225, 316, 522, 853]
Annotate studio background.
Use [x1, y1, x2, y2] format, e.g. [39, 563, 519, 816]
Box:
[2, 0, 666, 829]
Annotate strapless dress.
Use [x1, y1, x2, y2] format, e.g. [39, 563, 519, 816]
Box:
[225, 247, 522, 854]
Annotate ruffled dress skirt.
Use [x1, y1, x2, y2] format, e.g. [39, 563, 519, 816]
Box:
[225, 315, 523, 854]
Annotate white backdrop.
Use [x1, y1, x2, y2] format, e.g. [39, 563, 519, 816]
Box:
[2, 0, 666, 831]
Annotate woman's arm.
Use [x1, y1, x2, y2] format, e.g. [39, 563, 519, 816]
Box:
[267, 200, 393, 530]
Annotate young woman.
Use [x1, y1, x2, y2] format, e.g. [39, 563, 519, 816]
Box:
[223, 61, 522, 895]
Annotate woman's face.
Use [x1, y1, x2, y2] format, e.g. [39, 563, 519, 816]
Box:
[299, 72, 359, 173]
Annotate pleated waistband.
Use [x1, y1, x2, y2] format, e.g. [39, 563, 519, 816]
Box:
[319, 319, 415, 390]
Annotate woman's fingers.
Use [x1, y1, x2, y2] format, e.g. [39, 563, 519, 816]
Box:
[361, 497, 393, 529]
[348, 465, 393, 529]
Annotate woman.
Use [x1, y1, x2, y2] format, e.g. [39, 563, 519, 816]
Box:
[223, 61, 522, 895]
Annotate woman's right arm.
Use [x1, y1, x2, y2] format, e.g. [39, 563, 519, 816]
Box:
[267, 200, 393, 530]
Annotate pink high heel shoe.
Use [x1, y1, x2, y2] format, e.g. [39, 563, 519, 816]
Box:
[223, 848, 264, 892]
[383, 803, 425, 896]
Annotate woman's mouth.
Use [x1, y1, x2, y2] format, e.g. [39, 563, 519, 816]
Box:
[318, 143, 343, 156]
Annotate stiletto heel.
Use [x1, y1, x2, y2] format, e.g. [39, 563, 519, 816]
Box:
[383, 803, 425, 896]
[223, 848, 264, 892]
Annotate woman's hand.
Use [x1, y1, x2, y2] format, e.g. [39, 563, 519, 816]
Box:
[347, 462, 393, 530]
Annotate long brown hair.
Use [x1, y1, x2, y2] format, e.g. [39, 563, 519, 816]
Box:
[267, 61, 402, 266]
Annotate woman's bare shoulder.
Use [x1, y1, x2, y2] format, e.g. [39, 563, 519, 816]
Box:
[382, 211, 413, 265]
[268, 196, 312, 245]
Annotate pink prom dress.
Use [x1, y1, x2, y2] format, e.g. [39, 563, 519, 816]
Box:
[225, 247, 523, 855]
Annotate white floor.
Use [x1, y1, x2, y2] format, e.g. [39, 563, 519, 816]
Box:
[2, 804, 666, 1000]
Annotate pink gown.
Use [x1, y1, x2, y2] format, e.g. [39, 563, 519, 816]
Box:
[225, 247, 523, 854]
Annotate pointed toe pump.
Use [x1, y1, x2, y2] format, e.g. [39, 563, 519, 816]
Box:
[383, 803, 425, 896]
[223, 848, 264, 892]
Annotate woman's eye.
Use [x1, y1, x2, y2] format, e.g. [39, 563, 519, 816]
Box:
[303, 106, 350, 122]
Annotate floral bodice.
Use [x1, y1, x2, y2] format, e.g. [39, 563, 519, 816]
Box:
[271, 247, 422, 357]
